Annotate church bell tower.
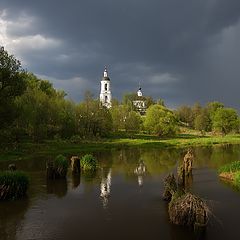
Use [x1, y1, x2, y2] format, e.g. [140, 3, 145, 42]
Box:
[100, 66, 112, 108]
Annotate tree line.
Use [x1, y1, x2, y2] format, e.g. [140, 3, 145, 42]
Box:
[0, 47, 239, 145]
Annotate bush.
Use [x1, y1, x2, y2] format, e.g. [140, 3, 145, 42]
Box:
[0, 171, 29, 200]
[144, 105, 179, 137]
[218, 161, 240, 174]
[54, 155, 68, 178]
[81, 154, 97, 171]
[70, 135, 82, 144]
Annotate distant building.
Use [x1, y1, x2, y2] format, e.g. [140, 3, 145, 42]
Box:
[99, 67, 112, 108]
[133, 86, 147, 115]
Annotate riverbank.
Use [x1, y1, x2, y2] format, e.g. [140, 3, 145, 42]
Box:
[1, 133, 240, 162]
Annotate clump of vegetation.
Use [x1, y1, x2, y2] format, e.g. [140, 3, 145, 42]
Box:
[144, 104, 179, 137]
[47, 155, 68, 179]
[163, 151, 210, 230]
[0, 171, 29, 200]
[54, 154, 68, 178]
[169, 192, 209, 228]
[163, 173, 177, 201]
[218, 161, 240, 174]
[218, 161, 240, 186]
[81, 154, 97, 171]
[234, 172, 240, 186]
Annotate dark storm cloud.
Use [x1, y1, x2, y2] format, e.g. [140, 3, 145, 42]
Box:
[1, 0, 240, 108]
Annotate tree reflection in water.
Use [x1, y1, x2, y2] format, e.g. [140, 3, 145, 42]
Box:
[46, 179, 68, 198]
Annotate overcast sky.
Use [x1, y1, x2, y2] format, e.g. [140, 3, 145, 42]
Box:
[0, 0, 240, 109]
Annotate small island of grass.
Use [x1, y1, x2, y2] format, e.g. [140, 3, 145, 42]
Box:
[218, 161, 240, 185]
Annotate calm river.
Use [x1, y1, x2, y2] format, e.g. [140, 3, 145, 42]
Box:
[1, 145, 240, 240]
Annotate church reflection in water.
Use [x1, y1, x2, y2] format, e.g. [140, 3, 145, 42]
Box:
[134, 160, 147, 187]
[100, 168, 112, 208]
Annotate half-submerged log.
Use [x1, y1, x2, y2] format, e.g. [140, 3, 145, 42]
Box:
[70, 156, 80, 174]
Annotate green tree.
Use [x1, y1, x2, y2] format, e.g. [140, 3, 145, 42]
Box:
[194, 109, 211, 134]
[124, 110, 142, 132]
[176, 105, 194, 127]
[144, 105, 179, 136]
[0, 47, 26, 128]
[76, 95, 112, 138]
[110, 105, 129, 131]
[212, 108, 239, 135]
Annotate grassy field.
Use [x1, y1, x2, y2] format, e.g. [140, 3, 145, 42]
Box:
[1, 133, 240, 162]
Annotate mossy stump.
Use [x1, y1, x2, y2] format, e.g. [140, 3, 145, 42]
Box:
[70, 156, 80, 175]
[0, 171, 29, 200]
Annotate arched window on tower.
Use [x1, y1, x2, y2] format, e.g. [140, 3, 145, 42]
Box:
[105, 83, 108, 91]
[105, 96, 108, 103]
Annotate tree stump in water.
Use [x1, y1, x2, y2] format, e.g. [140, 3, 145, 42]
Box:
[183, 149, 194, 176]
[163, 174, 177, 201]
[70, 156, 80, 175]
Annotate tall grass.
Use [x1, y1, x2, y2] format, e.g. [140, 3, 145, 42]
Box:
[54, 154, 68, 178]
[0, 171, 29, 200]
[234, 172, 240, 186]
[81, 154, 97, 171]
[218, 161, 240, 174]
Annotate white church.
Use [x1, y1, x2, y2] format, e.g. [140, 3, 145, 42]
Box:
[99, 67, 146, 114]
[99, 67, 112, 108]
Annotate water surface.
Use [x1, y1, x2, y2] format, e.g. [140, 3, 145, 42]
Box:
[1, 145, 240, 240]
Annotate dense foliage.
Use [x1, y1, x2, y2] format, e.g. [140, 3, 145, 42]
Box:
[144, 105, 179, 136]
[0, 171, 29, 200]
[176, 101, 240, 135]
[0, 48, 239, 145]
[0, 47, 26, 131]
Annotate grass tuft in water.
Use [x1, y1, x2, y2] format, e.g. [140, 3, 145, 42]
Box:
[0, 171, 29, 200]
[218, 161, 240, 174]
[81, 154, 97, 171]
[54, 154, 68, 178]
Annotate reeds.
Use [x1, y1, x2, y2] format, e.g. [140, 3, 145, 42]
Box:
[81, 154, 97, 171]
[218, 161, 240, 174]
[163, 150, 210, 230]
[0, 171, 29, 200]
[46, 154, 68, 179]
[169, 192, 209, 228]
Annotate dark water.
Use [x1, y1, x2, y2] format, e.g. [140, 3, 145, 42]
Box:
[1, 145, 240, 240]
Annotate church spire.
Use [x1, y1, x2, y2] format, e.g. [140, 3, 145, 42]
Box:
[137, 82, 143, 97]
[103, 66, 108, 78]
